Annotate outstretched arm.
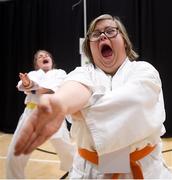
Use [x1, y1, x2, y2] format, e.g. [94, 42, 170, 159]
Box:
[18, 72, 54, 94]
[14, 81, 91, 155]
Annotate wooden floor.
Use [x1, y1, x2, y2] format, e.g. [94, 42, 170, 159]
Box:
[0, 131, 172, 179]
[0, 132, 66, 179]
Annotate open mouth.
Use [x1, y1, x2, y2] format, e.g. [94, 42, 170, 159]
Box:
[43, 59, 49, 64]
[101, 44, 113, 58]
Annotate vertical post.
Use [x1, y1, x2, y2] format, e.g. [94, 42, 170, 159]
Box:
[83, 0, 87, 37]
[80, 0, 89, 66]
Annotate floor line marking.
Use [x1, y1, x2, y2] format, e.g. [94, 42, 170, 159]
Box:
[0, 134, 7, 138]
[0, 155, 60, 163]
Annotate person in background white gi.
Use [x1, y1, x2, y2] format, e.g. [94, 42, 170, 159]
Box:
[6, 50, 76, 179]
[14, 15, 172, 179]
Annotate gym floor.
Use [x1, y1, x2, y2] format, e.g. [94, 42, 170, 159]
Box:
[0, 132, 66, 179]
[0, 131, 172, 179]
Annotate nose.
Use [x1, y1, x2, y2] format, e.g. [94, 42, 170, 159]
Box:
[99, 33, 108, 41]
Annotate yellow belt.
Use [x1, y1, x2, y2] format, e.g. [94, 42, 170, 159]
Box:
[79, 145, 156, 179]
[26, 102, 37, 109]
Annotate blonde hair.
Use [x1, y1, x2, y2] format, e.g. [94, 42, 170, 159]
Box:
[82, 14, 139, 64]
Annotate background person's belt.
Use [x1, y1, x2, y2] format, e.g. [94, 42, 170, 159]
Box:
[26, 102, 37, 109]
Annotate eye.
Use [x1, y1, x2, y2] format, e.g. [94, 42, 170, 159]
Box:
[37, 54, 43, 59]
[91, 31, 101, 38]
[106, 28, 116, 35]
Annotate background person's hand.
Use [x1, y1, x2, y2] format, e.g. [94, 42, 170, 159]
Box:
[19, 73, 31, 87]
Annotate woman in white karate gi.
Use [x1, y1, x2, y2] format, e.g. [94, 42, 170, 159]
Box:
[14, 15, 172, 179]
[6, 50, 76, 179]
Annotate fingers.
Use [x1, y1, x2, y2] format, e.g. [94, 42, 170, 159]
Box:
[23, 132, 49, 154]
[14, 119, 35, 155]
[14, 95, 64, 156]
[19, 72, 24, 76]
[16, 131, 38, 155]
[14, 102, 53, 155]
[19, 73, 26, 78]
[26, 116, 64, 154]
[14, 108, 40, 155]
[16, 118, 59, 155]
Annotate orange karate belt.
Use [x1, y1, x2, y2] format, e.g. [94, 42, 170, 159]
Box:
[78, 145, 156, 179]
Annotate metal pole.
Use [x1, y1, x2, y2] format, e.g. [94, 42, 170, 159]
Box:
[83, 0, 87, 37]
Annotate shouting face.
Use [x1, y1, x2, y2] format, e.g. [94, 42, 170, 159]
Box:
[90, 19, 127, 75]
[35, 50, 53, 72]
